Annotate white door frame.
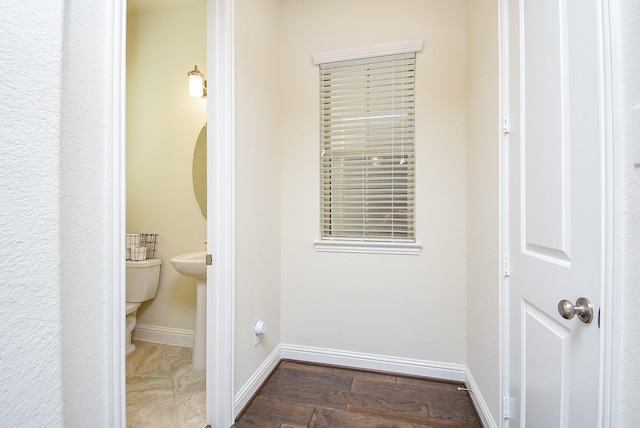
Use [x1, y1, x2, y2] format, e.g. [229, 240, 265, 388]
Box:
[108, 0, 127, 426]
[109, 0, 236, 426]
[499, 0, 619, 425]
[206, 0, 235, 426]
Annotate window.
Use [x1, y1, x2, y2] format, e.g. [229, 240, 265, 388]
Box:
[313, 41, 422, 254]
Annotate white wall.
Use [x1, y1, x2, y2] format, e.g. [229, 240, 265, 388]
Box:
[233, 0, 282, 393]
[279, 0, 469, 364]
[126, 1, 207, 335]
[466, 0, 500, 422]
[60, 1, 116, 424]
[614, 0, 640, 425]
[1, 0, 115, 425]
[0, 2, 65, 425]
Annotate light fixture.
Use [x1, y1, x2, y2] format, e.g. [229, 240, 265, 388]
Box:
[187, 65, 207, 98]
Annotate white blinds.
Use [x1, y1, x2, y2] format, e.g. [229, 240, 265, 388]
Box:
[319, 53, 415, 242]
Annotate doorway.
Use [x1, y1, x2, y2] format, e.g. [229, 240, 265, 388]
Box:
[111, 1, 235, 426]
[123, 0, 209, 425]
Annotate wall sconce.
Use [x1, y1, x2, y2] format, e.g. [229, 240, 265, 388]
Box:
[187, 65, 207, 98]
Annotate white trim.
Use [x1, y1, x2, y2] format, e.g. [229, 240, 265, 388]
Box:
[604, 0, 624, 424]
[312, 39, 424, 65]
[313, 240, 422, 255]
[109, 0, 127, 427]
[234, 345, 282, 417]
[132, 324, 194, 348]
[498, 0, 510, 424]
[465, 368, 498, 428]
[280, 344, 466, 382]
[599, 0, 618, 425]
[207, 0, 235, 426]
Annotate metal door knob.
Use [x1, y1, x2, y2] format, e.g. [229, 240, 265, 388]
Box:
[557, 297, 594, 323]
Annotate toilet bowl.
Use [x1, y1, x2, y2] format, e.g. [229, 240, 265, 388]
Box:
[126, 258, 161, 355]
[125, 302, 141, 354]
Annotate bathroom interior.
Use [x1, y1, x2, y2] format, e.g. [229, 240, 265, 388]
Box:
[124, 0, 499, 426]
[125, 0, 208, 423]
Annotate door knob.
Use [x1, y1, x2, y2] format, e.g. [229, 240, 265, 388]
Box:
[557, 297, 594, 323]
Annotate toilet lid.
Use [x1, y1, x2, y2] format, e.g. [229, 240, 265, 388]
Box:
[126, 302, 141, 315]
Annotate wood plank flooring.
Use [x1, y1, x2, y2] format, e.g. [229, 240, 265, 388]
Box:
[232, 361, 482, 428]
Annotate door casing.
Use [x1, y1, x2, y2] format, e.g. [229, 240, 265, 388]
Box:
[109, 0, 236, 426]
[206, 0, 235, 426]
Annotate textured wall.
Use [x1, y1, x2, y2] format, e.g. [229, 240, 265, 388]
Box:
[1, 0, 129, 424]
[279, 0, 469, 364]
[465, 0, 500, 423]
[0, 1, 65, 425]
[126, 1, 207, 333]
[615, 0, 640, 424]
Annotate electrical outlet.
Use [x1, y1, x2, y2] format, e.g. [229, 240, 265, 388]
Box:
[253, 320, 266, 346]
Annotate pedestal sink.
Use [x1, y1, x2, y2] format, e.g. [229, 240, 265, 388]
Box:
[170, 251, 207, 371]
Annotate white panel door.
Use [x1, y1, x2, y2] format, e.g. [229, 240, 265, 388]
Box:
[505, 0, 604, 426]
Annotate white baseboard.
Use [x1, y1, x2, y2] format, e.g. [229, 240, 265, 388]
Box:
[464, 367, 498, 428]
[132, 323, 194, 348]
[280, 344, 467, 382]
[234, 345, 282, 416]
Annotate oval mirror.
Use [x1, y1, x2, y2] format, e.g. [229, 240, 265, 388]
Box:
[193, 124, 207, 219]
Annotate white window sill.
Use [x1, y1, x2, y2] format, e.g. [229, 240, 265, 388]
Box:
[313, 240, 422, 255]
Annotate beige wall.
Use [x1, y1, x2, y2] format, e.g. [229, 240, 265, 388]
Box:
[126, 0, 207, 332]
[234, 0, 282, 393]
[279, 0, 469, 364]
[466, 0, 500, 421]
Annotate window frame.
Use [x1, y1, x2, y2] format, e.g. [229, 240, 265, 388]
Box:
[312, 40, 423, 255]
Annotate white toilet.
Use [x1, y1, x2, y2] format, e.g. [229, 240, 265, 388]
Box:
[126, 258, 161, 355]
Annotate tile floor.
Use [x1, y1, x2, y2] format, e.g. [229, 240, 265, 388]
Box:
[126, 340, 206, 428]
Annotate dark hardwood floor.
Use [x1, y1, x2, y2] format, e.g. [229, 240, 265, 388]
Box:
[232, 360, 482, 428]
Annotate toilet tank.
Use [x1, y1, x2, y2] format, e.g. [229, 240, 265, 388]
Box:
[126, 258, 161, 303]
